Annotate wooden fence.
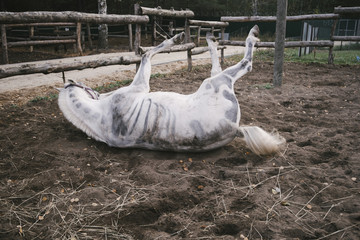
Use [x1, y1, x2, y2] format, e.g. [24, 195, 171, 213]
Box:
[134, 4, 194, 70]
[0, 11, 149, 77]
[220, 6, 360, 64]
[2, 22, 82, 61]
[0, 11, 149, 65]
[0, 8, 230, 78]
[135, 4, 194, 46]
[135, 5, 229, 71]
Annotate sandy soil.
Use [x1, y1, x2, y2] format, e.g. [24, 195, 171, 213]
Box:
[0, 58, 359, 239]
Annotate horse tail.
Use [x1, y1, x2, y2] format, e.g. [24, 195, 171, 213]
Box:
[237, 126, 286, 155]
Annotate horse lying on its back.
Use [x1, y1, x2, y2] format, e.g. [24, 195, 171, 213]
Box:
[58, 25, 285, 154]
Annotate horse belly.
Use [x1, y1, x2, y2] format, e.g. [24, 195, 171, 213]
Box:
[136, 102, 237, 151]
[108, 94, 238, 151]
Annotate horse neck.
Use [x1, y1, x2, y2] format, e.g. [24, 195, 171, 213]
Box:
[58, 87, 105, 142]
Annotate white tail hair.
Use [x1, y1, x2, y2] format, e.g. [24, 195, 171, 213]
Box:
[238, 126, 286, 155]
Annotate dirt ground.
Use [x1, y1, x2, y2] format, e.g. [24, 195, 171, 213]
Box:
[0, 59, 359, 239]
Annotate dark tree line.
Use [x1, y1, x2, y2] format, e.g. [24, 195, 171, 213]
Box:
[0, 0, 358, 17]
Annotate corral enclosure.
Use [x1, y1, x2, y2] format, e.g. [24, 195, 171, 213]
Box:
[0, 58, 359, 239]
[1, 3, 360, 240]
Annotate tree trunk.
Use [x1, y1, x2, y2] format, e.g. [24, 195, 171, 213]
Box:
[252, 0, 258, 16]
[1, 24, 8, 64]
[273, 0, 288, 87]
[98, 0, 108, 49]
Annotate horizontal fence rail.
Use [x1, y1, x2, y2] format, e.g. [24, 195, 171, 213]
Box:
[221, 13, 339, 22]
[139, 6, 194, 18]
[189, 20, 229, 27]
[0, 54, 142, 79]
[219, 40, 334, 48]
[334, 6, 360, 15]
[0, 11, 149, 24]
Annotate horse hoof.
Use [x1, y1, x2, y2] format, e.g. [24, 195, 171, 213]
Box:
[173, 32, 185, 44]
[251, 25, 260, 37]
[206, 32, 216, 41]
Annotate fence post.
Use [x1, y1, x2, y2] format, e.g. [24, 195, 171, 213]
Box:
[185, 17, 192, 71]
[134, 3, 142, 72]
[197, 26, 201, 46]
[76, 22, 83, 55]
[328, 18, 338, 64]
[128, 23, 133, 51]
[98, 0, 108, 49]
[86, 23, 93, 50]
[187, 48, 192, 71]
[1, 24, 8, 64]
[185, 18, 191, 43]
[152, 15, 157, 45]
[273, 0, 288, 87]
[220, 27, 225, 66]
[29, 26, 34, 52]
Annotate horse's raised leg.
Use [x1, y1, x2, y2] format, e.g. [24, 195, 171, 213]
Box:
[206, 32, 222, 77]
[226, 25, 285, 155]
[219, 25, 259, 84]
[130, 32, 185, 92]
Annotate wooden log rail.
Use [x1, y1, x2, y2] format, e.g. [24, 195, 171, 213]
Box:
[220, 40, 334, 48]
[331, 36, 360, 41]
[6, 22, 76, 27]
[0, 11, 149, 24]
[189, 20, 229, 27]
[221, 14, 339, 22]
[0, 54, 142, 79]
[191, 45, 226, 55]
[334, 7, 360, 15]
[8, 35, 76, 41]
[7, 39, 76, 47]
[139, 42, 195, 54]
[139, 6, 194, 18]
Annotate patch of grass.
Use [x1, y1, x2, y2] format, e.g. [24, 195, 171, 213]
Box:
[250, 48, 360, 65]
[254, 50, 274, 62]
[95, 79, 132, 92]
[285, 48, 360, 65]
[253, 83, 274, 89]
[150, 73, 166, 78]
[30, 93, 58, 103]
[334, 42, 360, 51]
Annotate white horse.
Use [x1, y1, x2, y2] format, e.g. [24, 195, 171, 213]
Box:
[58, 25, 285, 154]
